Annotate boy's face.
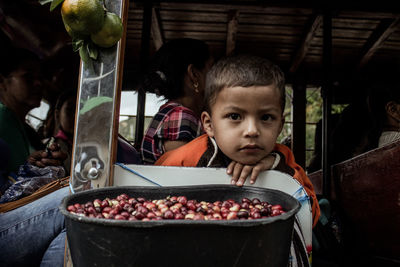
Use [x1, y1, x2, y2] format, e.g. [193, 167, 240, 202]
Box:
[202, 85, 284, 165]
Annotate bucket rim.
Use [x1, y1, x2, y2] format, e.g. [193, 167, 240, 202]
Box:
[59, 184, 301, 228]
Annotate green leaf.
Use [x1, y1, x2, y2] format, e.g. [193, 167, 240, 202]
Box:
[50, 0, 64, 11]
[87, 42, 98, 60]
[72, 39, 84, 52]
[79, 46, 90, 64]
[38, 0, 53, 5]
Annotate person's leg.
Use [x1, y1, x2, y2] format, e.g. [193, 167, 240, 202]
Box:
[40, 229, 67, 267]
[0, 186, 69, 266]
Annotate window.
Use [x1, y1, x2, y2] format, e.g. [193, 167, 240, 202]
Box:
[26, 100, 50, 131]
[119, 91, 167, 143]
[305, 87, 322, 167]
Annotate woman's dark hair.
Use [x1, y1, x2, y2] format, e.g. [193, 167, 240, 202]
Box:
[0, 45, 41, 77]
[142, 38, 210, 100]
[55, 90, 76, 111]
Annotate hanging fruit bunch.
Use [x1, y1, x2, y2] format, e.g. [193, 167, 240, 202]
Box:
[40, 0, 123, 63]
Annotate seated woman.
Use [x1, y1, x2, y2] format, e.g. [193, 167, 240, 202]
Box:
[140, 38, 213, 164]
[0, 49, 66, 174]
[0, 47, 69, 266]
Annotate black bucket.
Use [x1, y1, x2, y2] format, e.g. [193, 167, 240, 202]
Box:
[60, 185, 300, 267]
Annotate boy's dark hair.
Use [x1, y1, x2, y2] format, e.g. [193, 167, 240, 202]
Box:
[142, 38, 210, 100]
[204, 54, 285, 113]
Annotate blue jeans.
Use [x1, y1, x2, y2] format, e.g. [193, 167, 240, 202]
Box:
[0, 186, 69, 267]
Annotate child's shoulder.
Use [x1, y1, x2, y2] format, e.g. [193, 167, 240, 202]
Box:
[155, 134, 209, 166]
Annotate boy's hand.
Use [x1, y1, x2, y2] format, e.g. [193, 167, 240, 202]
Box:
[27, 143, 67, 168]
[227, 153, 277, 186]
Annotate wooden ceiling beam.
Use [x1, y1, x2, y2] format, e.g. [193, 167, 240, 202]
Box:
[226, 10, 239, 56]
[358, 16, 400, 69]
[289, 13, 322, 73]
[151, 7, 164, 50]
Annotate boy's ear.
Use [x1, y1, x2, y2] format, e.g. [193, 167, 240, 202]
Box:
[201, 111, 214, 137]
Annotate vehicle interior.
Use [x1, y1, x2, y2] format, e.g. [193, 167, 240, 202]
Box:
[1, 0, 399, 266]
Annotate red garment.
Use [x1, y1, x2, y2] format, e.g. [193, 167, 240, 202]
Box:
[54, 129, 72, 145]
[156, 134, 320, 227]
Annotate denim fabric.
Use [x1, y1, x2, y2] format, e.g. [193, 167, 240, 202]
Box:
[0, 186, 69, 266]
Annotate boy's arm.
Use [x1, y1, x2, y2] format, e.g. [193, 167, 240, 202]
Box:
[228, 144, 320, 227]
[227, 154, 278, 186]
[156, 136, 320, 227]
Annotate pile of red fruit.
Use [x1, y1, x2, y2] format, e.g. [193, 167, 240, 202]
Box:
[67, 194, 286, 221]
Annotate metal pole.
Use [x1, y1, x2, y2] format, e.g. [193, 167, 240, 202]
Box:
[292, 76, 307, 169]
[322, 9, 332, 199]
[134, 2, 152, 149]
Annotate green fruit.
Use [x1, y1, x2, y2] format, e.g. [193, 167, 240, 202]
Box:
[90, 12, 123, 48]
[63, 19, 86, 39]
[61, 0, 105, 36]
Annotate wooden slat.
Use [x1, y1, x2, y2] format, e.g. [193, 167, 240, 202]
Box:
[379, 41, 400, 50]
[164, 31, 227, 41]
[290, 14, 322, 73]
[337, 10, 399, 20]
[151, 8, 164, 50]
[386, 29, 400, 39]
[126, 31, 143, 37]
[226, 10, 239, 55]
[160, 21, 227, 32]
[312, 37, 365, 47]
[158, 2, 313, 15]
[159, 10, 228, 23]
[237, 33, 301, 43]
[153, 23, 304, 36]
[302, 55, 323, 62]
[128, 9, 143, 15]
[358, 16, 400, 69]
[333, 18, 380, 30]
[315, 28, 373, 39]
[239, 14, 309, 26]
[238, 24, 303, 35]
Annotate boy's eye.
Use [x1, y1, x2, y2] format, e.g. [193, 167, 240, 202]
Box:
[228, 113, 241, 120]
[261, 114, 272, 121]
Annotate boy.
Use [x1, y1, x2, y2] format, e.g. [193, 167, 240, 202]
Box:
[155, 54, 320, 226]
